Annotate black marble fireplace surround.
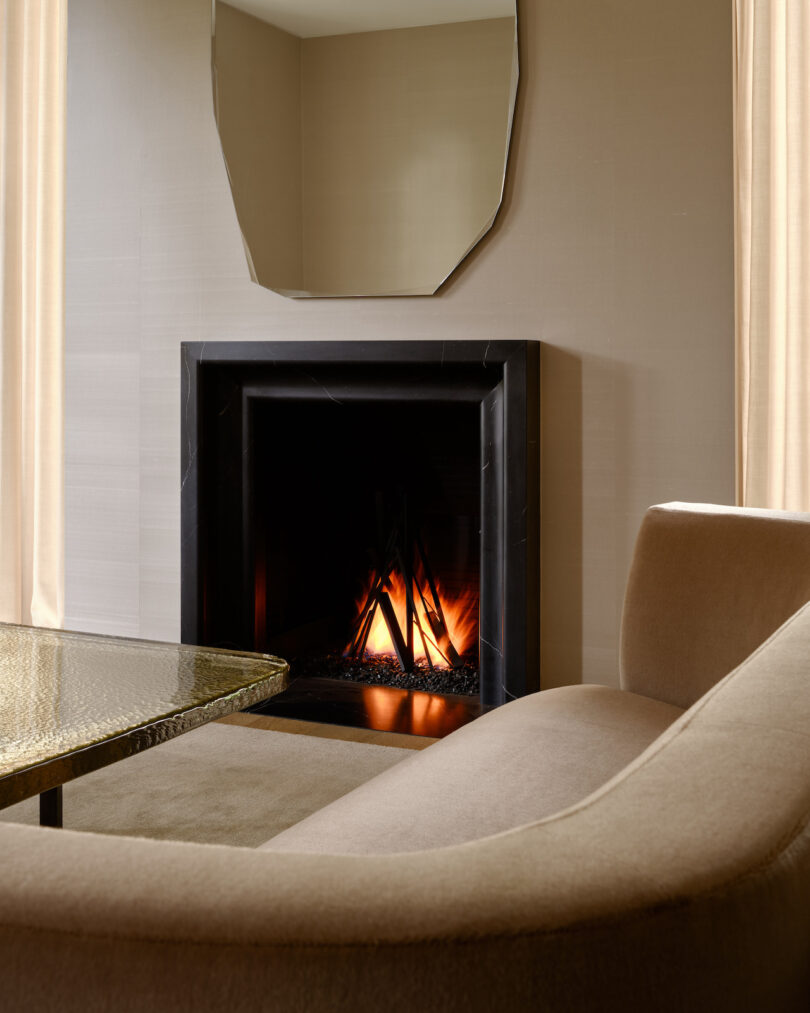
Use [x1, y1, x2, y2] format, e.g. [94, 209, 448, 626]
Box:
[181, 341, 539, 735]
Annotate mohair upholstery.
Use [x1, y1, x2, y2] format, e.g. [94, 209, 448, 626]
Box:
[621, 501, 810, 708]
[261, 684, 682, 853]
[2, 502, 810, 1011]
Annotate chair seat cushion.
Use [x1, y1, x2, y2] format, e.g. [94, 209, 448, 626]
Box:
[260, 684, 684, 854]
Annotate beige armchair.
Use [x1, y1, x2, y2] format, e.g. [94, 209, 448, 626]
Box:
[3, 502, 810, 1011]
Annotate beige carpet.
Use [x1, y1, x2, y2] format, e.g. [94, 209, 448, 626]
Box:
[0, 723, 412, 848]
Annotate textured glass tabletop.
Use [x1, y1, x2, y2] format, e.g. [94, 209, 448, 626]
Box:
[0, 623, 288, 808]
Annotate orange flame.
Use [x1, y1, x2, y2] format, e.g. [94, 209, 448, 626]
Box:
[349, 568, 478, 668]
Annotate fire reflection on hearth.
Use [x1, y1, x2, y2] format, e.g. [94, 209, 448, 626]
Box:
[361, 685, 472, 738]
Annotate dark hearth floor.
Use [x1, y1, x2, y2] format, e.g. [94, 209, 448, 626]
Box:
[249, 677, 481, 738]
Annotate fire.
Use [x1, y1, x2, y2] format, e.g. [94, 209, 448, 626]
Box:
[349, 567, 478, 669]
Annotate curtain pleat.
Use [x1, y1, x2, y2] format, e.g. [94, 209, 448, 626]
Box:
[0, 0, 65, 626]
[735, 0, 810, 511]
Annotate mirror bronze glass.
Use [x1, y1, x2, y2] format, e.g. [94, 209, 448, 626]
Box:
[212, 1, 518, 297]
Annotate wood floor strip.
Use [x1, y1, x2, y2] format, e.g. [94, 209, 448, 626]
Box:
[217, 713, 437, 750]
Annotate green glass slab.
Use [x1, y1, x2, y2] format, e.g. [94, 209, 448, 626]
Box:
[0, 623, 288, 807]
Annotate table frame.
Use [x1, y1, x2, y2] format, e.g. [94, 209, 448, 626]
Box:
[0, 625, 288, 828]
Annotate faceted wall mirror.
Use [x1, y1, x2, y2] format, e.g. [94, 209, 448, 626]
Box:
[211, 1, 518, 297]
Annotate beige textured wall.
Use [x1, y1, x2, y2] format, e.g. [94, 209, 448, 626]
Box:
[65, 0, 734, 689]
[213, 3, 302, 291]
[300, 18, 516, 295]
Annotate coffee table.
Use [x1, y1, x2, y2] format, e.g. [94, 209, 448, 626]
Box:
[0, 623, 288, 827]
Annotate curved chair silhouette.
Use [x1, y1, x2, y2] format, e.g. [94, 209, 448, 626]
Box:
[3, 502, 810, 1011]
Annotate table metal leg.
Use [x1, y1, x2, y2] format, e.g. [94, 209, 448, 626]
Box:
[39, 786, 63, 828]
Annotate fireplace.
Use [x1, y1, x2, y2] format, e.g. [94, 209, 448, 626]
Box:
[181, 341, 539, 734]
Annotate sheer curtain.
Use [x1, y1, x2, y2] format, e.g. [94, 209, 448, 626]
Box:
[735, 0, 810, 511]
[0, 0, 65, 626]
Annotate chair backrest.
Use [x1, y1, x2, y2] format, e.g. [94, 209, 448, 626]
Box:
[620, 502, 810, 709]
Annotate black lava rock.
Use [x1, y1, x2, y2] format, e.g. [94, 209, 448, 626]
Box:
[291, 652, 479, 696]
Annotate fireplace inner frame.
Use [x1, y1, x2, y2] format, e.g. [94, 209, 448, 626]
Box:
[181, 340, 539, 711]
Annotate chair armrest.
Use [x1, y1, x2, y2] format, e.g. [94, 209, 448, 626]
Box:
[620, 501, 810, 707]
[4, 605, 810, 1010]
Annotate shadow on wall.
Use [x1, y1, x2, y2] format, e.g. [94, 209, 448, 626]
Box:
[541, 348, 645, 689]
[540, 344, 582, 689]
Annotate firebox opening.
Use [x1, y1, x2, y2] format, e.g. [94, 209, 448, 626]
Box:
[250, 398, 481, 695]
[183, 340, 539, 734]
